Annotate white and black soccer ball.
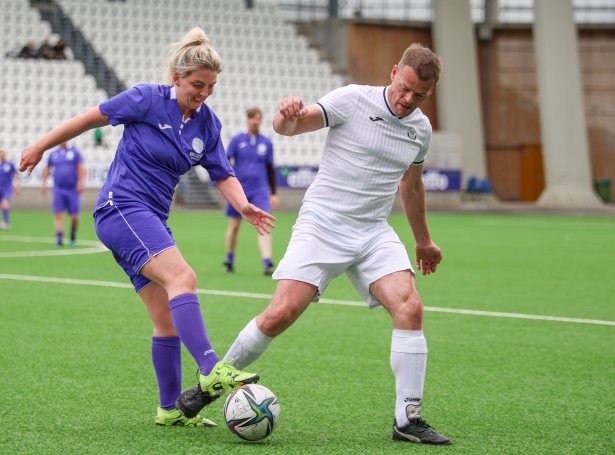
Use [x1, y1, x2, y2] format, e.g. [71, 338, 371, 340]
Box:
[224, 384, 280, 441]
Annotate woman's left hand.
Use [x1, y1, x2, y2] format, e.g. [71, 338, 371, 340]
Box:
[241, 203, 276, 235]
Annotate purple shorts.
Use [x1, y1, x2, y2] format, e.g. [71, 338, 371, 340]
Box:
[0, 185, 13, 201]
[53, 187, 81, 215]
[94, 202, 176, 292]
[225, 191, 270, 218]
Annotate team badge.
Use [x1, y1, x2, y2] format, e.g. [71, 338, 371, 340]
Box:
[407, 128, 417, 140]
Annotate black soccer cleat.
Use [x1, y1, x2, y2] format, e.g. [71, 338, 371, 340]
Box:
[223, 262, 234, 273]
[175, 385, 221, 419]
[392, 418, 452, 445]
[263, 263, 275, 276]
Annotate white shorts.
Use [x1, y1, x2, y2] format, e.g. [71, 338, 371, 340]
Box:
[272, 207, 414, 308]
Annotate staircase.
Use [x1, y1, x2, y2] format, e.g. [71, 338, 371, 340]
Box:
[30, 0, 126, 96]
[176, 169, 220, 209]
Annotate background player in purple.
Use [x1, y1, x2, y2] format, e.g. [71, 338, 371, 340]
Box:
[223, 107, 280, 275]
[0, 149, 20, 230]
[20, 27, 275, 428]
[41, 141, 85, 246]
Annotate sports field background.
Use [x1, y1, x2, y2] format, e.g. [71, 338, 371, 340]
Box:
[1, 209, 614, 454]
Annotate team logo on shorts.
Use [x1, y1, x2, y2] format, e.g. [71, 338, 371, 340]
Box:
[407, 128, 417, 141]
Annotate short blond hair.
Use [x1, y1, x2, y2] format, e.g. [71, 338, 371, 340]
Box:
[162, 27, 222, 86]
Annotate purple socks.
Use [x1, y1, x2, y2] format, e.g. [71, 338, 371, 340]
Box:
[152, 336, 181, 410]
[168, 293, 220, 375]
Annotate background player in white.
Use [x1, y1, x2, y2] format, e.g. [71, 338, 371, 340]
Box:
[216, 43, 451, 444]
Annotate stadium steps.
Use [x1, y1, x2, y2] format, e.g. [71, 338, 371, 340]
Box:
[176, 169, 220, 209]
[30, 0, 126, 96]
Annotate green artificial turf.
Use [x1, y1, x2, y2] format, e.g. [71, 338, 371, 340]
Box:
[0, 209, 613, 454]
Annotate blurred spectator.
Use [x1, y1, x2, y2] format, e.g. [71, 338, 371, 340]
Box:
[38, 39, 56, 59]
[18, 41, 39, 59]
[53, 39, 67, 60]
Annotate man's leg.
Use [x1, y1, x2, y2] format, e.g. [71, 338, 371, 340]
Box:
[54, 212, 64, 246]
[371, 271, 451, 445]
[223, 279, 318, 369]
[69, 214, 79, 246]
[224, 217, 241, 273]
[257, 233, 275, 275]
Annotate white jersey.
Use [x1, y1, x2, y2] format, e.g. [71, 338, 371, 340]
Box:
[303, 84, 432, 221]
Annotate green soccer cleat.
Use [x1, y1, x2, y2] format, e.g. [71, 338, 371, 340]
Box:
[155, 407, 217, 427]
[198, 360, 259, 395]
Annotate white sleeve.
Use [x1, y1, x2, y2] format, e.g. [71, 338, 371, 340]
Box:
[413, 119, 432, 165]
[316, 85, 361, 128]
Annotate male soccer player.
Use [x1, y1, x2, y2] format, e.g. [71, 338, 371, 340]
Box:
[223, 107, 279, 275]
[0, 150, 20, 230]
[41, 141, 86, 246]
[178, 43, 451, 445]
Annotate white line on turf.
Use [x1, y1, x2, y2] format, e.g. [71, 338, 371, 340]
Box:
[0, 273, 613, 327]
[0, 235, 107, 257]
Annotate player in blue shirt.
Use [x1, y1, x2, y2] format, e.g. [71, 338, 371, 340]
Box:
[223, 107, 279, 275]
[41, 142, 86, 246]
[20, 28, 274, 428]
[0, 149, 20, 230]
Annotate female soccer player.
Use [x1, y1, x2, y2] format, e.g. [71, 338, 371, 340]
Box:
[20, 27, 274, 427]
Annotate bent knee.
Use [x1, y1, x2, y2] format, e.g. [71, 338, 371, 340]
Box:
[258, 306, 296, 337]
[396, 295, 424, 322]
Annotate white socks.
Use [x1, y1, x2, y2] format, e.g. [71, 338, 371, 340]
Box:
[390, 329, 428, 426]
[223, 318, 273, 370]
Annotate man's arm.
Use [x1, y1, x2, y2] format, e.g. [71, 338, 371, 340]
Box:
[399, 164, 442, 275]
[76, 162, 87, 193]
[41, 166, 50, 194]
[272, 96, 324, 136]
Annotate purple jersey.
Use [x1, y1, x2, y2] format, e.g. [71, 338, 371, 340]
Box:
[0, 160, 17, 188]
[227, 132, 273, 194]
[47, 146, 83, 189]
[97, 84, 234, 220]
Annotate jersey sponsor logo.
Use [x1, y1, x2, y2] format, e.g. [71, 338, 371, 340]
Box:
[369, 116, 384, 122]
[407, 128, 417, 140]
[158, 123, 172, 130]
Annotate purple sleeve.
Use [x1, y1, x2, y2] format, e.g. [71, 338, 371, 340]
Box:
[99, 84, 153, 126]
[75, 150, 84, 164]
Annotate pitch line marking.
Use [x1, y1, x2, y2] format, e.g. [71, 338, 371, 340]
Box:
[0, 273, 613, 327]
[0, 235, 107, 257]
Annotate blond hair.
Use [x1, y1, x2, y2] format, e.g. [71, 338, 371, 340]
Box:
[162, 27, 222, 86]
[399, 43, 442, 83]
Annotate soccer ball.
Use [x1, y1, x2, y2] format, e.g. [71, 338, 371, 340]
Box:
[224, 384, 280, 441]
